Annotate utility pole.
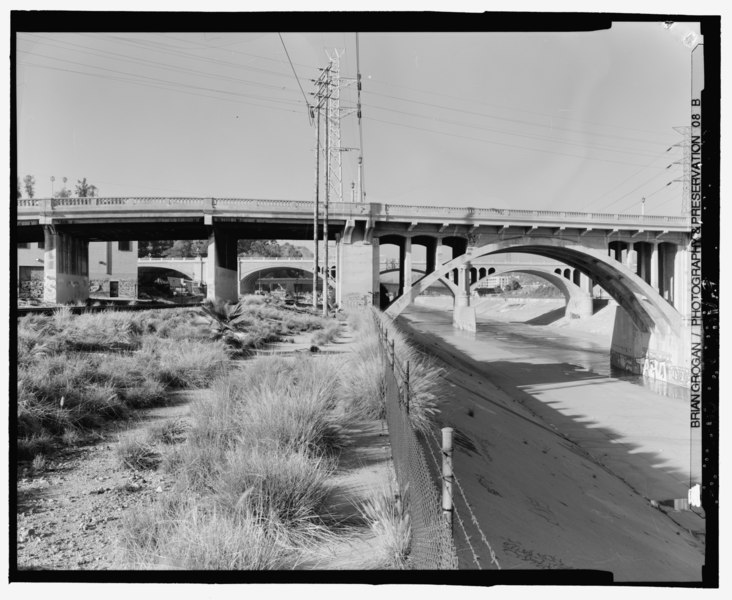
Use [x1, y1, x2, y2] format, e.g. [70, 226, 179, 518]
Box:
[311, 65, 331, 311]
[312, 103, 321, 310]
[323, 63, 332, 317]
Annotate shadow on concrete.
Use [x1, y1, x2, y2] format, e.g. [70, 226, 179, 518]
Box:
[393, 316, 704, 576]
[593, 298, 610, 312]
[523, 306, 567, 326]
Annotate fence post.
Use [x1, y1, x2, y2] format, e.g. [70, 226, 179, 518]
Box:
[442, 427, 454, 532]
[404, 361, 410, 413]
[390, 339, 395, 368]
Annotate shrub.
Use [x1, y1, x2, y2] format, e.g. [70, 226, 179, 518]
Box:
[139, 337, 229, 389]
[117, 431, 161, 470]
[17, 433, 55, 461]
[215, 443, 335, 524]
[121, 495, 294, 570]
[310, 321, 340, 346]
[375, 311, 443, 434]
[357, 483, 411, 569]
[148, 418, 189, 445]
[340, 334, 387, 420]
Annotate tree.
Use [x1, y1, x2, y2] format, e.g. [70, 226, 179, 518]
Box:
[23, 175, 35, 199]
[163, 240, 208, 258]
[75, 177, 98, 197]
[138, 240, 175, 258]
[17, 178, 21, 199]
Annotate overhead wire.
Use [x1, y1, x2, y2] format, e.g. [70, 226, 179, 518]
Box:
[20, 33, 304, 98]
[277, 32, 312, 122]
[358, 69, 679, 140]
[78, 32, 310, 82]
[363, 89, 675, 149]
[595, 163, 680, 213]
[362, 101, 664, 160]
[18, 61, 305, 116]
[585, 145, 677, 209]
[364, 114, 670, 170]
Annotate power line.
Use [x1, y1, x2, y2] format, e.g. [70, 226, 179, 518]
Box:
[76, 32, 305, 82]
[278, 32, 312, 118]
[614, 180, 676, 214]
[20, 33, 303, 98]
[18, 47, 303, 105]
[359, 74, 679, 141]
[595, 165, 679, 213]
[363, 114, 670, 170]
[362, 101, 663, 160]
[18, 61, 304, 115]
[585, 146, 676, 209]
[363, 89, 675, 149]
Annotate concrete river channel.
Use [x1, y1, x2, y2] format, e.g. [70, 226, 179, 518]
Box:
[396, 302, 704, 580]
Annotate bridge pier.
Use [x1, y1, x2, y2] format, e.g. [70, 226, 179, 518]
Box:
[453, 263, 476, 331]
[336, 222, 380, 309]
[401, 236, 413, 297]
[42, 227, 90, 304]
[206, 228, 238, 303]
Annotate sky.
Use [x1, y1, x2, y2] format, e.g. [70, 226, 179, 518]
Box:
[15, 19, 703, 217]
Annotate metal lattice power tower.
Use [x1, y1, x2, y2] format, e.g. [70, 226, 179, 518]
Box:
[673, 125, 692, 215]
[324, 49, 345, 204]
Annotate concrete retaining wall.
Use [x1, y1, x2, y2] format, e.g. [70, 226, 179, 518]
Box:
[610, 308, 691, 387]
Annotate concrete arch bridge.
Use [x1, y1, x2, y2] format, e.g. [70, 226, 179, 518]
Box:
[138, 256, 337, 296]
[17, 197, 692, 383]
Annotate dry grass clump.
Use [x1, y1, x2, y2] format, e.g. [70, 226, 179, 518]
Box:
[376, 311, 443, 434]
[357, 483, 411, 569]
[310, 321, 341, 346]
[339, 313, 388, 420]
[117, 431, 161, 470]
[343, 309, 442, 434]
[16, 308, 231, 460]
[147, 418, 189, 445]
[121, 495, 295, 570]
[122, 354, 346, 569]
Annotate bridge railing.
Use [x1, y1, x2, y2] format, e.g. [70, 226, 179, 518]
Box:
[17, 197, 690, 229]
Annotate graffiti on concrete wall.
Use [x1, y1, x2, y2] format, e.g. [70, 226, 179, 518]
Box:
[610, 351, 690, 387]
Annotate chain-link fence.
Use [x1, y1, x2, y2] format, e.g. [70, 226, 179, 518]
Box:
[375, 314, 459, 570]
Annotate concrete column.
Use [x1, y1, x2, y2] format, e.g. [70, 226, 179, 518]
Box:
[453, 261, 476, 331]
[456, 263, 471, 308]
[626, 242, 637, 272]
[338, 241, 378, 308]
[580, 272, 594, 297]
[674, 245, 690, 321]
[42, 227, 90, 304]
[424, 237, 437, 274]
[371, 238, 380, 308]
[335, 235, 342, 306]
[436, 238, 450, 268]
[402, 236, 412, 295]
[650, 242, 659, 290]
[206, 228, 238, 303]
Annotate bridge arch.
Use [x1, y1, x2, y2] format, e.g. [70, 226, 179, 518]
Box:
[470, 268, 593, 319]
[386, 236, 682, 336]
